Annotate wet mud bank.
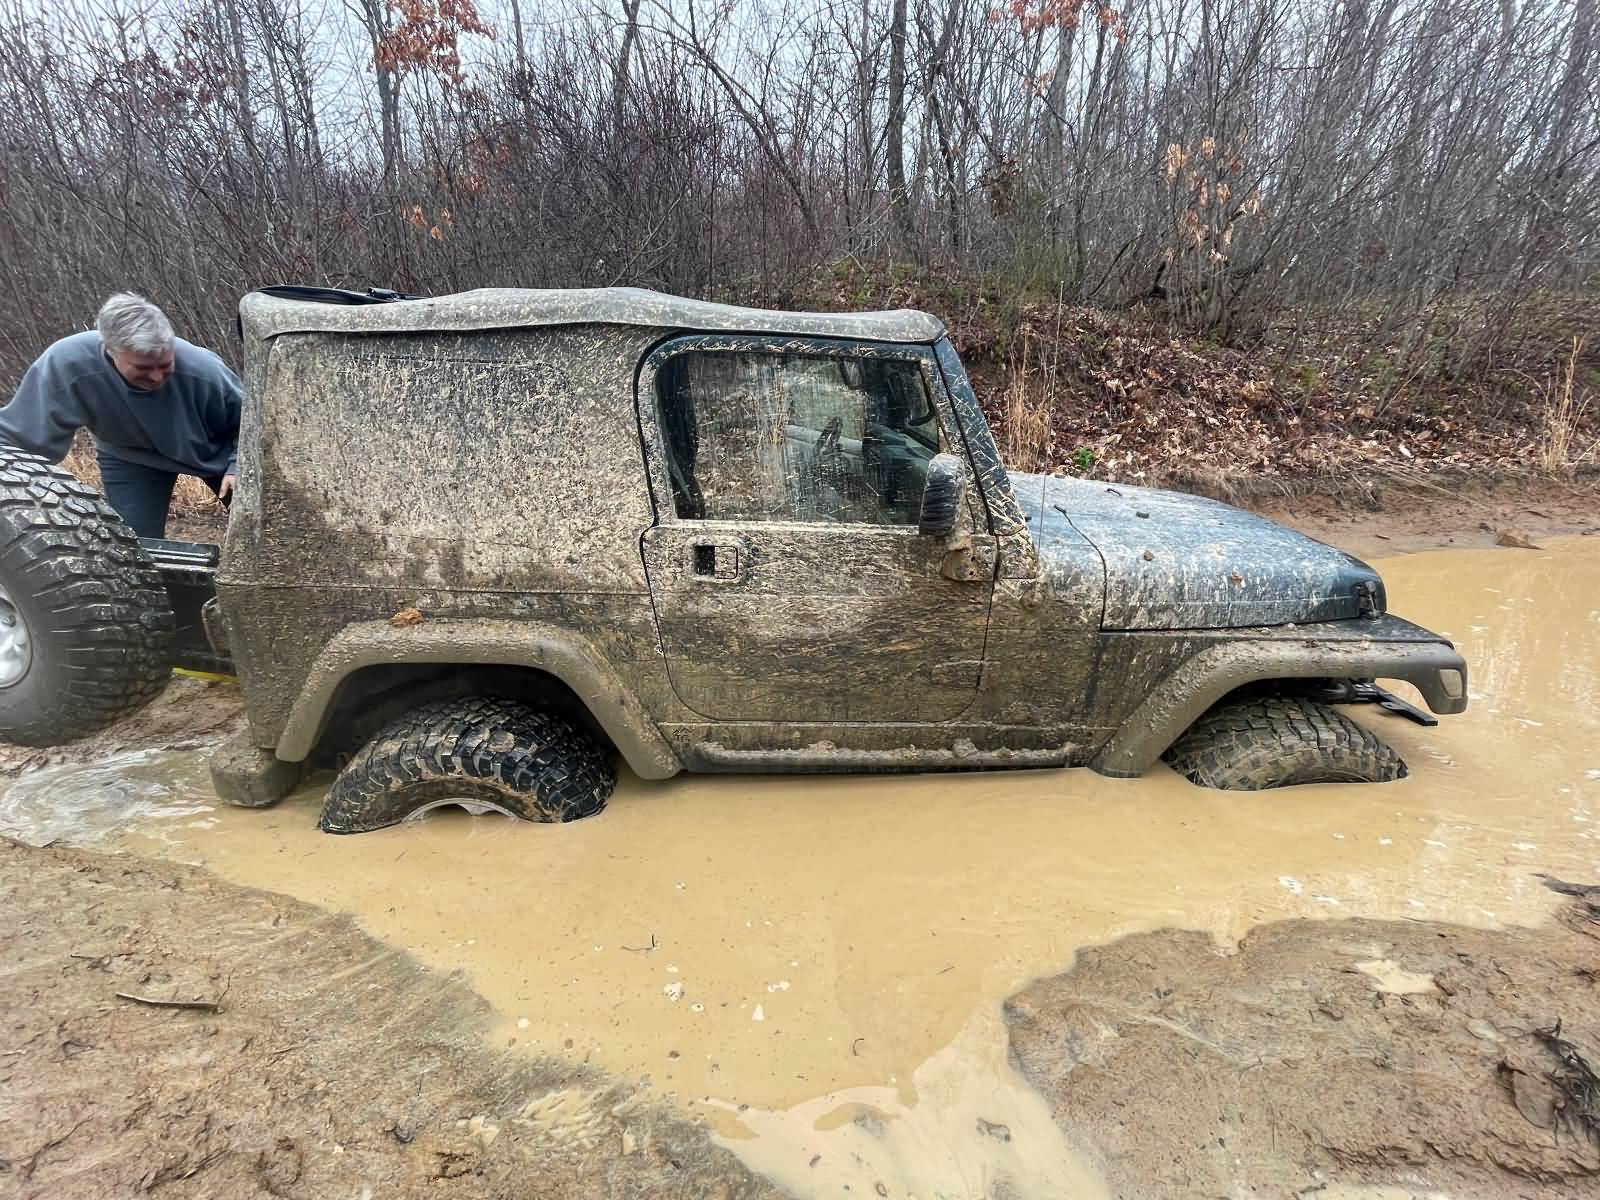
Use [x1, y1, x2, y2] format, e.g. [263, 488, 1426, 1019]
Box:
[1006, 895, 1600, 1199]
[1255, 474, 1599, 563]
[0, 838, 784, 1200]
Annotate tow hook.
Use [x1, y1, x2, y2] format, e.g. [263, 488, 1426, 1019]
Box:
[1319, 678, 1439, 726]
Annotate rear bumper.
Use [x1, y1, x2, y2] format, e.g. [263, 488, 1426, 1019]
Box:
[1089, 618, 1468, 778]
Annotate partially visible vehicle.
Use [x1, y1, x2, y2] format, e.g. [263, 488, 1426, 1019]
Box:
[0, 285, 1468, 833]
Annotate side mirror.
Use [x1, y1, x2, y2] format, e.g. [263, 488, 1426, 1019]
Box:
[918, 453, 964, 537]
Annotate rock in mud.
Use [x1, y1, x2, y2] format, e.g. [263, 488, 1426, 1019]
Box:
[1495, 530, 1544, 550]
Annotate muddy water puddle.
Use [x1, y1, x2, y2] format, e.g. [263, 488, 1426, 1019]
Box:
[5, 538, 1599, 1198]
[0, 748, 219, 845]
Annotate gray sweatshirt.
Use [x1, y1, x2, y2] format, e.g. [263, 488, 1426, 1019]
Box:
[0, 331, 240, 477]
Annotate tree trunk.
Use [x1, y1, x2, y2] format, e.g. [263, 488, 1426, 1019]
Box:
[886, 0, 912, 247]
[612, 0, 642, 132]
[509, 0, 528, 75]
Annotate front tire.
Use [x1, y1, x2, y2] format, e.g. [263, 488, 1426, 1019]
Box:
[0, 449, 174, 745]
[1161, 693, 1407, 790]
[319, 697, 616, 834]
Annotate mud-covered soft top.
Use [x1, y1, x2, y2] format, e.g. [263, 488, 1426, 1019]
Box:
[238, 286, 945, 344]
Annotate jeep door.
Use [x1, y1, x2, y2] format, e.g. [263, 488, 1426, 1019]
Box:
[637, 336, 996, 724]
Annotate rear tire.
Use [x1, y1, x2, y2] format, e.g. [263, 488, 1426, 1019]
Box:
[0, 449, 174, 745]
[1162, 693, 1407, 790]
[319, 696, 616, 834]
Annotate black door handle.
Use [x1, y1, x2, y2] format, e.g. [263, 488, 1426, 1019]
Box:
[687, 538, 743, 582]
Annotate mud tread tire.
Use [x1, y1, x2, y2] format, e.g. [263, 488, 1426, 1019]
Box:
[320, 697, 616, 834]
[1161, 693, 1407, 790]
[0, 448, 174, 745]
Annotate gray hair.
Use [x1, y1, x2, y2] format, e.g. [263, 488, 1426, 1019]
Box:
[96, 292, 175, 355]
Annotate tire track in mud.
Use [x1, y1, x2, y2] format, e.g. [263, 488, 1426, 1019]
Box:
[0, 838, 785, 1200]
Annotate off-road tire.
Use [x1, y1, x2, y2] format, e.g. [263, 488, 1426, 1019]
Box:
[320, 697, 616, 834]
[0, 448, 174, 745]
[1162, 693, 1407, 790]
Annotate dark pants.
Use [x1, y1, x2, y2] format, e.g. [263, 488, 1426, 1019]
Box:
[96, 450, 227, 540]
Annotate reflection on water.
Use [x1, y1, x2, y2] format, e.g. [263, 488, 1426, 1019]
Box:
[3, 537, 1597, 1198]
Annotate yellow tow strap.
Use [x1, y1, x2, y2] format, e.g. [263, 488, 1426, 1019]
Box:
[172, 667, 239, 684]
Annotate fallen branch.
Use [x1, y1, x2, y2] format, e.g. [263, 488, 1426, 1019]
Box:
[1539, 874, 1600, 898]
[1535, 1020, 1600, 1145]
[114, 992, 222, 1013]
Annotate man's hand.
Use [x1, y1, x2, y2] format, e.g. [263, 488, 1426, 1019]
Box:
[219, 474, 236, 502]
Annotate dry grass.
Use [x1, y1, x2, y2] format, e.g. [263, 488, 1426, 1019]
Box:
[1001, 340, 1055, 473]
[998, 296, 1071, 475]
[1538, 336, 1595, 475]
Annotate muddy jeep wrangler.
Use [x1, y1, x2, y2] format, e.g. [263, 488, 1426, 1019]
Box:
[0, 287, 1467, 832]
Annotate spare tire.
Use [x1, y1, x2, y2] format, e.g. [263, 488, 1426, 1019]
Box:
[0, 448, 174, 745]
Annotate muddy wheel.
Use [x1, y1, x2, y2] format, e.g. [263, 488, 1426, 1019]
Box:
[319, 696, 616, 834]
[1162, 693, 1406, 790]
[0, 448, 174, 745]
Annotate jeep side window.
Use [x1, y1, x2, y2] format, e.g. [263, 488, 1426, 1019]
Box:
[655, 351, 943, 525]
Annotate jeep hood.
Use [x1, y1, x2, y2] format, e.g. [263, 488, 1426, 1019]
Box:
[1009, 472, 1385, 630]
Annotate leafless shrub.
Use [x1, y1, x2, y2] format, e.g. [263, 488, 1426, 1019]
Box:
[0, 0, 1590, 389]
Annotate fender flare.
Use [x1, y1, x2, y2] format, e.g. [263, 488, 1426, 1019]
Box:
[1088, 636, 1468, 779]
[273, 618, 682, 780]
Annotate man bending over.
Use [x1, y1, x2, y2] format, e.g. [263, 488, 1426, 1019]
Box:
[0, 293, 240, 539]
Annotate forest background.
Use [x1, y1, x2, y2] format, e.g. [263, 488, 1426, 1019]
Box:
[3, 0, 1587, 492]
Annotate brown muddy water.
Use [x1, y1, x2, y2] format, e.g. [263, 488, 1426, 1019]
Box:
[3, 538, 1597, 1198]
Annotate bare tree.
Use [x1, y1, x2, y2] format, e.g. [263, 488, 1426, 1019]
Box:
[0, 0, 1590, 387]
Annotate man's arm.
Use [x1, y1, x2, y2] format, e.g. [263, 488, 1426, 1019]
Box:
[0, 347, 91, 464]
[201, 350, 242, 496]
